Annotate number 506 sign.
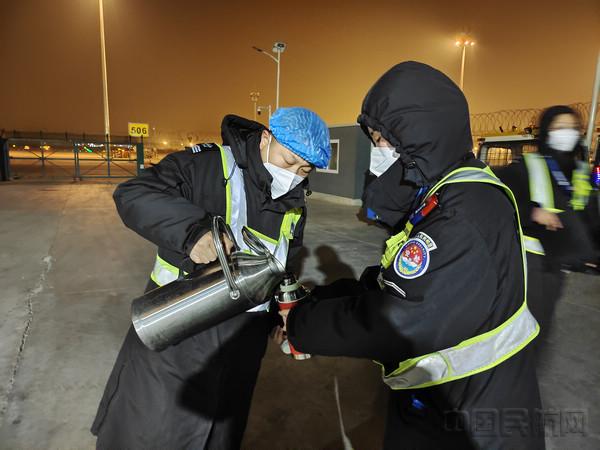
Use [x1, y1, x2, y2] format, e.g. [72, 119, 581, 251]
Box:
[128, 122, 150, 137]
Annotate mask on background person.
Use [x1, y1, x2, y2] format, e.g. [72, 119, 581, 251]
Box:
[369, 146, 400, 177]
[264, 136, 305, 199]
[547, 129, 580, 152]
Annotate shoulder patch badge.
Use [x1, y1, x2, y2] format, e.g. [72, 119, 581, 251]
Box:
[394, 232, 437, 279]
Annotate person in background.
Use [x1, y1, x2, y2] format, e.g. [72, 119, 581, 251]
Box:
[497, 105, 598, 348]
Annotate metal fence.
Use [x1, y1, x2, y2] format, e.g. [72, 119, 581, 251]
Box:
[1, 131, 145, 181]
[2, 105, 597, 181]
[471, 102, 599, 163]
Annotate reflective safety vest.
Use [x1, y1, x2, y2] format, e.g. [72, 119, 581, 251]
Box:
[150, 145, 302, 312]
[378, 166, 539, 390]
[522, 153, 592, 256]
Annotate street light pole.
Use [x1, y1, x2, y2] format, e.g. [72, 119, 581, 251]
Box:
[584, 51, 600, 153]
[275, 50, 281, 110]
[459, 45, 466, 90]
[455, 36, 475, 91]
[250, 92, 260, 120]
[252, 42, 286, 110]
[98, 0, 110, 138]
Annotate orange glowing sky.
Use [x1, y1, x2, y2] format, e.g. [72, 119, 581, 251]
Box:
[1, 0, 598, 137]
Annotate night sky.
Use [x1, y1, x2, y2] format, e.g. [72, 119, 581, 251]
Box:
[1, 0, 598, 137]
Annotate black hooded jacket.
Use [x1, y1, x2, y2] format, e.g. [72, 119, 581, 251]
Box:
[288, 62, 543, 449]
[358, 61, 474, 186]
[113, 115, 306, 275]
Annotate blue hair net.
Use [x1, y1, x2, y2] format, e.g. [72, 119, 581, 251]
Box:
[269, 107, 331, 169]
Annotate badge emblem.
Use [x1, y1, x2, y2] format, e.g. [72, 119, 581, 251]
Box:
[394, 233, 436, 279]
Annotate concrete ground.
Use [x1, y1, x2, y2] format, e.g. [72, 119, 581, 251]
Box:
[0, 182, 598, 450]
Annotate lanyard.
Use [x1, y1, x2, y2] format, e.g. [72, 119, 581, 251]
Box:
[380, 192, 439, 269]
[544, 156, 573, 196]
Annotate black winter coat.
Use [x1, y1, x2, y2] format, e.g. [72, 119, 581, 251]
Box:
[288, 62, 543, 450]
[497, 157, 599, 265]
[113, 115, 306, 275]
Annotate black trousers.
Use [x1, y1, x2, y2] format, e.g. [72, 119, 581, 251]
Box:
[91, 280, 273, 450]
[526, 253, 565, 349]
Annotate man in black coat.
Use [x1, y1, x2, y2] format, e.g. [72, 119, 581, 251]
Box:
[283, 62, 544, 449]
[91, 108, 330, 449]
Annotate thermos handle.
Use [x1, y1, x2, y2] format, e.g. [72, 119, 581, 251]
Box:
[212, 216, 241, 300]
[241, 226, 270, 256]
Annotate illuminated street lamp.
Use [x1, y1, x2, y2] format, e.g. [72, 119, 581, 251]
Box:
[252, 42, 286, 110]
[455, 36, 476, 91]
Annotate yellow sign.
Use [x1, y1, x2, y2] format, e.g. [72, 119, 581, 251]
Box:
[128, 122, 150, 137]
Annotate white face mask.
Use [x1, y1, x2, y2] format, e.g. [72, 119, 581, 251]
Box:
[370, 146, 400, 177]
[264, 136, 305, 199]
[547, 129, 580, 152]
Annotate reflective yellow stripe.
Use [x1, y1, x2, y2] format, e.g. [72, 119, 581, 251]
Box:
[380, 302, 539, 389]
[245, 209, 301, 245]
[523, 153, 555, 210]
[524, 236, 545, 255]
[543, 207, 564, 213]
[151, 254, 185, 287]
[246, 227, 278, 245]
[157, 254, 179, 273]
[217, 144, 232, 225]
[571, 166, 592, 211]
[281, 208, 302, 240]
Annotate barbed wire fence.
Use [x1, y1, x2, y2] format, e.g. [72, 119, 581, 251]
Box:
[4, 102, 596, 157]
[162, 102, 599, 151]
[470, 102, 598, 138]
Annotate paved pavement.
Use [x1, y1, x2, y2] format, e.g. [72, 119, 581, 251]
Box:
[0, 182, 598, 449]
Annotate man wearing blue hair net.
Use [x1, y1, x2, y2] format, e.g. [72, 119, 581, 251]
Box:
[91, 107, 330, 449]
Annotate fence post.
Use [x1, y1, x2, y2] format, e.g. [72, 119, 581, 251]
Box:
[136, 142, 144, 176]
[73, 143, 81, 181]
[40, 140, 45, 173]
[105, 133, 111, 177]
[0, 138, 10, 181]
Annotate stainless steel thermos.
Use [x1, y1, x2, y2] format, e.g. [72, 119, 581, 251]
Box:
[131, 216, 286, 351]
